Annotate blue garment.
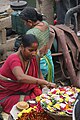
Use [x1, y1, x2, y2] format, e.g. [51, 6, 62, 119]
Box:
[40, 49, 54, 82]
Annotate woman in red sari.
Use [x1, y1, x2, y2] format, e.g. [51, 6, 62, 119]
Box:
[0, 34, 56, 113]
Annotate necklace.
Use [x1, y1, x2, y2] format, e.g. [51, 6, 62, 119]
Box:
[20, 51, 30, 73]
[20, 50, 27, 61]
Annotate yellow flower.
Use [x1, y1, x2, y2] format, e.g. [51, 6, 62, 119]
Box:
[48, 92, 52, 95]
[26, 108, 33, 113]
[18, 113, 22, 118]
[18, 107, 35, 117]
[76, 88, 80, 92]
[59, 112, 66, 115]
[59, 98, 64, 102]
[48, 102, 52, 106]
[54, 103, 60, 109]
[33, 106, 37, 109]
[36, 96, 40, 102]
[41, 99, 45, 102]
[18, 109, 28, 117]
[56, 89, 60, 94]
[65, 97, 70, 102]
[64, 94, 69, 97]
[47, 105, 54, 112]
[60, 91, 65, 95]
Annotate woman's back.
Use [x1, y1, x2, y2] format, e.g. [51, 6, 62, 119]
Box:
[26, 21, 50, 49]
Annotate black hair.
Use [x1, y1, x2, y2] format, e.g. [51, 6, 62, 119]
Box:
[20, 7, 43, 22]
[14, 34, 38, 51]
[21, 34, 38, 48]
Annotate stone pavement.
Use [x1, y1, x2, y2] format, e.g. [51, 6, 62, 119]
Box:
[1, 112, 9, 120]
[0, 0, 11, 13]
[0, 0, 10, 5]
[0, 0, 22, 13]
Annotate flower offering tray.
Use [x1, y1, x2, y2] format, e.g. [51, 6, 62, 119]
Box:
[43, 108, 72, 120]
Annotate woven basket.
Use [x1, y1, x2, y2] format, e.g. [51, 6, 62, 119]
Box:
[44, 109, 72, 120]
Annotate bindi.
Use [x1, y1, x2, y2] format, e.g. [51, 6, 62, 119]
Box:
[32, 42, 38, 47]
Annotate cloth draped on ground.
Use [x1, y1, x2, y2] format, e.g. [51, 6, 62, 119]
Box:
[26, 21, 54, 82]
[0, 54, 42, 113]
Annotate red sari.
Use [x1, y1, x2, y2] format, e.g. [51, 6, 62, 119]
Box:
[0, 54, 42, 113]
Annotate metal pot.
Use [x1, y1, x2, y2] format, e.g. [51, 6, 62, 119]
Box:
[10, 0, 27, 11]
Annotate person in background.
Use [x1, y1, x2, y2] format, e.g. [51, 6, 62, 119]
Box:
[20, 7, 55, 83]
[55, 0, 77, 23]
[53, 13, 57, 25]
[0, 34, 56, 113]
[55, 0, 70, 24]
[55, 0, 77, 31]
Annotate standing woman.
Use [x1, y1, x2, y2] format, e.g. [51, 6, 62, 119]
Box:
[20, 7, 55, 82]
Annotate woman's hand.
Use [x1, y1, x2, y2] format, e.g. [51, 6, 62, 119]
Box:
[47, 82, 57, 88]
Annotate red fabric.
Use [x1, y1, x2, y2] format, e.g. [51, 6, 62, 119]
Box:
[0, 53, 42, 113]
[54, 20, 57, 25]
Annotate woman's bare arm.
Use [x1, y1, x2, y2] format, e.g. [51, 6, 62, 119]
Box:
[12, 66, 56, 88]
[12, 66, 47, 85]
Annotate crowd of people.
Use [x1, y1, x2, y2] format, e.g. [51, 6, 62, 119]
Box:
[20, 7, 55, 82]
[0, 1, 79, 116]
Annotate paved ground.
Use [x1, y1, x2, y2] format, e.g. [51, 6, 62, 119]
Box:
[0, 0, 17, 13]
[0, 0, 10, 5]
[0, 0, 11, 13]
[1, 112, 9, 120]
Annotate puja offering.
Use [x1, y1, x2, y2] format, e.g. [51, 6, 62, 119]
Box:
[15, 86, 80, 120]
[40, 86, 80, 117]
[16, 102, 53, 120]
